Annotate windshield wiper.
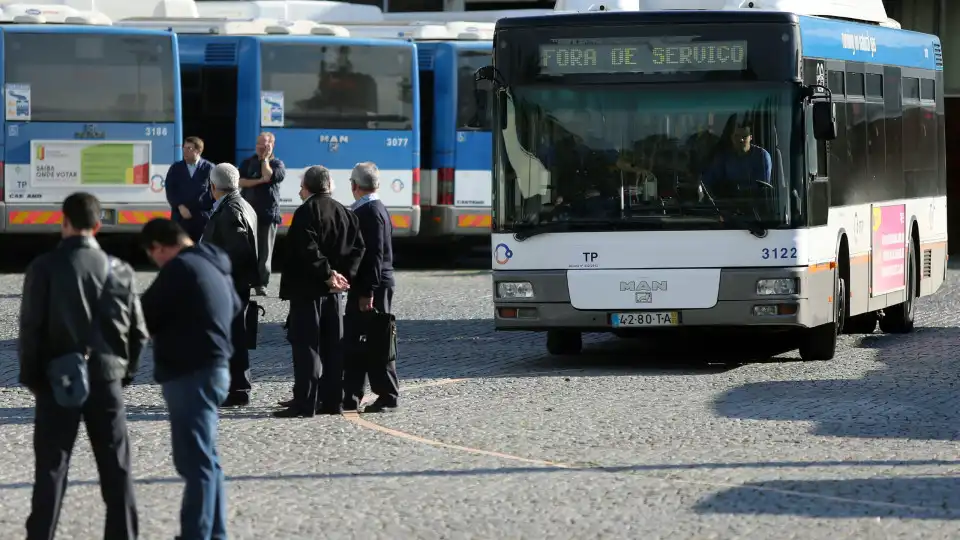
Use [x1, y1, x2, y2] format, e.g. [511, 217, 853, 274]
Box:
[699, 180, 769, 239]
[512, 219, 613, 241]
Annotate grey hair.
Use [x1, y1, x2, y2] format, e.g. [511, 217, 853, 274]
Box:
[210, 163, 240, 192]
[303, 165, 333, 195]
[350, 162, 380, 191]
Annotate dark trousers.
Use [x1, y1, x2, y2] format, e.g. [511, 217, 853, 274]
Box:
[256, 221, 278, 287]
[162, 366, 230, 540]
[288, 294, 343, 415]
[229, 285, 252, 395]
[343, 287, 399, 408]
[27, 379, 138, 540]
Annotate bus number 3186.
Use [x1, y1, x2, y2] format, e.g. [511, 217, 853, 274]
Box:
[145, 127, 168, 137]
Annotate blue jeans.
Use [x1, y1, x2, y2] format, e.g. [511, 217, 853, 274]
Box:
[162, 367, 230, 540]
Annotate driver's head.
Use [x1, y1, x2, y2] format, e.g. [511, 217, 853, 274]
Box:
[732, 126, 752, 153]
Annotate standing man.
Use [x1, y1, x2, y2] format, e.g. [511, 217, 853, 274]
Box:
[202, 163, 259, 407]
[240, 131, 286, 296]
[165, 136, 214, 243]
[276, 165, 364, 418]
[19, 192, 146, 540]
[342, 162, 399, 413]
[139, 218, 239, 540]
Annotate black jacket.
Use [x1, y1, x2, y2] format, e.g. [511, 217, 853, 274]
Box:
[239, 154, 286, 225]
[19, 236, 147, 391]
[141, 244, 241, 383]
[279, 193, 365, 300]
[201, 190, 260, 289]
[352, 198, 395, 296]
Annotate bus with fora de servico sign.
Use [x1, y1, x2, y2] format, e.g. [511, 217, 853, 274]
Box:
[477, 1, 947, 361]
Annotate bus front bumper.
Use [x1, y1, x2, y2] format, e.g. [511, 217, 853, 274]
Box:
[492, 267, 835, 332]
[4, 203, 171, 233]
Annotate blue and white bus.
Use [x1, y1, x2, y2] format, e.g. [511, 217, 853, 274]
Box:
[115, 18, 421, 235]
[337, 22, 494, 238]
[483, 1, 947, 360]
[1, 11, 181, 233]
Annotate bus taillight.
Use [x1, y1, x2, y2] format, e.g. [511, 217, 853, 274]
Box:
[412, 168, 420, 206]
[438, 167, 454, 205]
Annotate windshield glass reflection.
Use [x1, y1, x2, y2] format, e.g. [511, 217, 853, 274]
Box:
[495, 85, 803, 231]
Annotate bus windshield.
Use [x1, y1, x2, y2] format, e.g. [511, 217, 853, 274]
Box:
[457, 50, 491, 131]
[4, 33, 176, 123]
[497, 84, 803, 232]
[261, 43, 414, 130]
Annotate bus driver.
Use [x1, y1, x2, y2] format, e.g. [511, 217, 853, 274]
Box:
[702, 126, 772, 197]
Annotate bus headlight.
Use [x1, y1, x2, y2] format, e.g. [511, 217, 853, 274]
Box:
[756, 278, 798, 295]
[498, 281, 534, 298]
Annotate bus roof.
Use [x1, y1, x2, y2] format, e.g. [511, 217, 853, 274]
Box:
[547, 0, 892, 26]
[0, 1, 113, 24]
[114, 16, 351, 36]
[193, 0, 383, 22]
[334, 21, 494, 41]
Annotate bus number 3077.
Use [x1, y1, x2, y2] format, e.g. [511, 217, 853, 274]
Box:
[386, 137, 408, 147]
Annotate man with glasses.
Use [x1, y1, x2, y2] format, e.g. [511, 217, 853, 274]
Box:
[165, 136, 214, 242]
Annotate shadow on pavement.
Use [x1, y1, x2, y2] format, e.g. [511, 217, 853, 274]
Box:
[712, 326, 960, 441]
[694, 476, 960, 520]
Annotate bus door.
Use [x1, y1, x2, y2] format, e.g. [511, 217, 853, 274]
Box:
[255, 37, 420, 236]
[176, 35, 243, 166]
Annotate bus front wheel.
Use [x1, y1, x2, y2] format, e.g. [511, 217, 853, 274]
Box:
[546, 330, 582, 355]
[799, 269, 843, 361]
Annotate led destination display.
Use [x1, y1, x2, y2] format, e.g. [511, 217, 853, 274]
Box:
[538, 39, 748, 75]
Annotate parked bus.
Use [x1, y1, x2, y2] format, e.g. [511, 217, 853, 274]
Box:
[0, 5, 182, 233]
[114, 17, 421, 235]
[479, 0, 947, 360]
[336, 22, 494, 238]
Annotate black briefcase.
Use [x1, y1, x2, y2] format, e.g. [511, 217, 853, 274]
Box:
[353, 310, 398, 365]
[245, 300, 266, 350]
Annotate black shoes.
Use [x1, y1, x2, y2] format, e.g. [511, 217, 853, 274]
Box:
[221, 392, 250, 408]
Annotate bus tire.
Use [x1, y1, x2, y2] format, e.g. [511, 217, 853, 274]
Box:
[879, 235, 917, 334]
[546, 330, 582, 355]
[799, 268, 842, 361]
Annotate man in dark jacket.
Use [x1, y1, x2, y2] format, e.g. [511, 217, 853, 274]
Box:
[139, 218, 240, 540]
[276, 165, 364, 418]
[202, 163, 259, 407]
[342, 162, 399, 412]
[239, 131, 286, 296]
[19, 192, 146, 540]
[165, 136, 214, 242]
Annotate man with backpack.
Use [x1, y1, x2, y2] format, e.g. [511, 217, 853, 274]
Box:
[19, 192, 147, 540]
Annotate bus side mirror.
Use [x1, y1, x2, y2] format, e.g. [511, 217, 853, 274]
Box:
[812, 102, 837, 141]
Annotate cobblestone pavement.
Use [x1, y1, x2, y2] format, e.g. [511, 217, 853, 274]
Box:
[0, 267, 959, 539]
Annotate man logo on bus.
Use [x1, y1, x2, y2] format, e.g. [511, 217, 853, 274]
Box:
[75, 124, 104, 139]
[494, 243, 513, 265]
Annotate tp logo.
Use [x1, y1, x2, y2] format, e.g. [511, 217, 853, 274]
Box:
[494, 243, 513, 265]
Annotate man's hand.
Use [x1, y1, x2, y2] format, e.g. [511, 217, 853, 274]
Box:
[178, 204, 192, 220]
[325, 271, 350, 292]
[359, 296, 374, 312]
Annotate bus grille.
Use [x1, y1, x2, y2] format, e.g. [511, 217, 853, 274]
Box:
[417, 48, 434, 70]
[204, 43, 238, 65]
[923, 249, 932, 279]
[934, 43, 943, 68]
